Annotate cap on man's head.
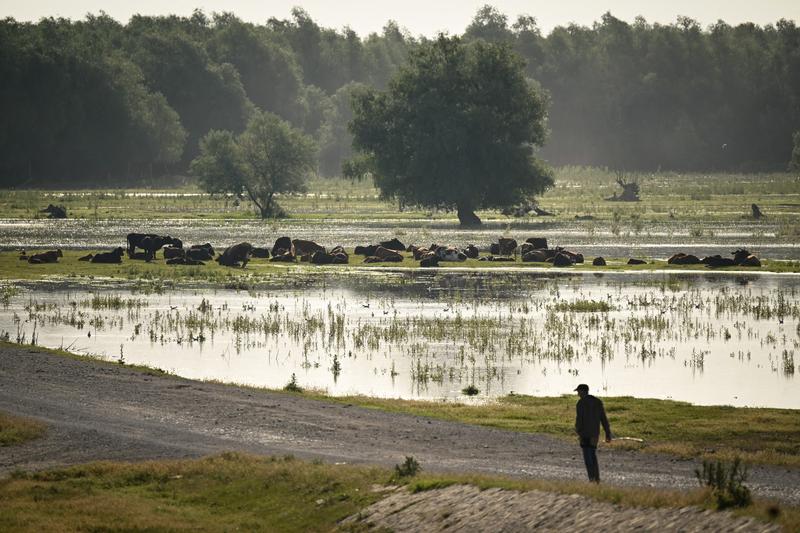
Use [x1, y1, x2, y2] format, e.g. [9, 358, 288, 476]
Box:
[574, 384, 589, 392]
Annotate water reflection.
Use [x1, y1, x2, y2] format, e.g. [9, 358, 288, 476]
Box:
[1, 271, 797, 408]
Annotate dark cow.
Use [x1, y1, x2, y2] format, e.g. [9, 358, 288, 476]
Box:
[270, 252, 296, 263]
[27, 249, 63, 264]
[330, 246, 349, 264]
[140, 235, 178, 260]
[464, 244, 479, 259]
[420, 254, 439, 267]
[489, 243, 500, 255]
[78, 253, 94, 262]
[522, 250, 548, 262]
[41, 204, 67, 219]
[91, 247, 124, 264]
[311, 251, 334, 264]
[739, 255, 761, 267]
[127, 233, 180, 259]
[163, 247, 185, 260]
[379, 238, 406, 251]
[292, 239, 325, 258]
[167, 257, 204, 266]
[216, 242, 254, 268]
[552, 253, 573, 267]
[127, 233, 157, 254]
[374, 246, 404, 261]
[592, 256, 607, 266]
[498, 238, 518, 256]
[355, 244, 379, 256]
[627, 258, 647, 265]
[251, 247, 270, 258]
[187, 243, 215, 261]
[668, 253, 700, 265]
[525, 237, 548, 249]
[271, 236, 292, 257]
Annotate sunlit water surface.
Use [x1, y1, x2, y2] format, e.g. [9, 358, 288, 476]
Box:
[2, 271, 798, 408]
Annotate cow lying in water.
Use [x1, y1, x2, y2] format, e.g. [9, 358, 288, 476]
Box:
[27, 250, 63, 264]
[91, 247, 124, 264]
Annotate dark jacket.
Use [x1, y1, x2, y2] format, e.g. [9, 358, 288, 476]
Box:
[575, 394, 611, 447]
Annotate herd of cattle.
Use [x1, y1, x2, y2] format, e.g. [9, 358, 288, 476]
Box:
[16, 233, 763, 269]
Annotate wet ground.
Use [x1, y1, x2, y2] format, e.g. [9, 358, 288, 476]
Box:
[3, 270, 798, 408]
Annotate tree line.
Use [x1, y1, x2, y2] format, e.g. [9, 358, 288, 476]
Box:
[1, 6, 799, 187]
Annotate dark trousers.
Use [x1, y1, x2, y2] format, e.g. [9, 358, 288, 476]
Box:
[581, 445, 600, 482]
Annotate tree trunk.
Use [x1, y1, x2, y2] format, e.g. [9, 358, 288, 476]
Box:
[457, 205, 482, 226]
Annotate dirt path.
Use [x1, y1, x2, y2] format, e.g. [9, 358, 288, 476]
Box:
[346, 485, 780, 532]
[1, 345, 799, 506]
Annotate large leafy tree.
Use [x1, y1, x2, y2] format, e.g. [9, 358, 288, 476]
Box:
[191, 111, 316, 218]
[348, 35, 553, 225]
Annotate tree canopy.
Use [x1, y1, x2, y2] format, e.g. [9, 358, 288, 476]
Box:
[2, 7, 800, 187]
[191, 111, 316, 218]
[348, 35, 553, 225]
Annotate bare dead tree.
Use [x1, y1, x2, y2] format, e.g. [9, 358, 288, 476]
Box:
[605, 171, 640, 202]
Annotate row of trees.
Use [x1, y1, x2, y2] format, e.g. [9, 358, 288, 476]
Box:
[1, 6, 800, 187]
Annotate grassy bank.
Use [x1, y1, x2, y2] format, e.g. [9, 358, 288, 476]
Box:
[307, 393, 800, 468]
[2, 249, 798, 284]
[0, 412, 46, 446]
[0, 453, 794, 532]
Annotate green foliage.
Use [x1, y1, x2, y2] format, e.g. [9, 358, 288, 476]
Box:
[2, 8, 800, 185]
[191, 111, 317, 218]
[695, 458, 752, 509]
[349, 35, 553, 225]
[461, 385, 480, 396]
[394, 456, 421, 478]
[283, 373, 302, 392]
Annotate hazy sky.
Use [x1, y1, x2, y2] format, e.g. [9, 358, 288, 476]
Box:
[3, 0, 800, 36]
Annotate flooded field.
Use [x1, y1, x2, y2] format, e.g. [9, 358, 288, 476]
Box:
[2, 271, 797, 408]
[1, 217, 799, 260]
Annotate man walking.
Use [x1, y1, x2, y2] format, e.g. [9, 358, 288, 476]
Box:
[574, 384, 612, 482]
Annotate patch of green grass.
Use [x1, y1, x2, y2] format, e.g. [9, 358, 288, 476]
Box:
[0, 453, 384, 532]
[0, 411, 46, 446]
[309, 394, 800, 468]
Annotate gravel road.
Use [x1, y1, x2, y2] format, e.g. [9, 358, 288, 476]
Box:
[347, 485, 780, 532]
[1, 344, 799, 507]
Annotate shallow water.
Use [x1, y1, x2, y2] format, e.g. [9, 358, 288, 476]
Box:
[1, 217, 798, 260]
[2, 271, 798, 408]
